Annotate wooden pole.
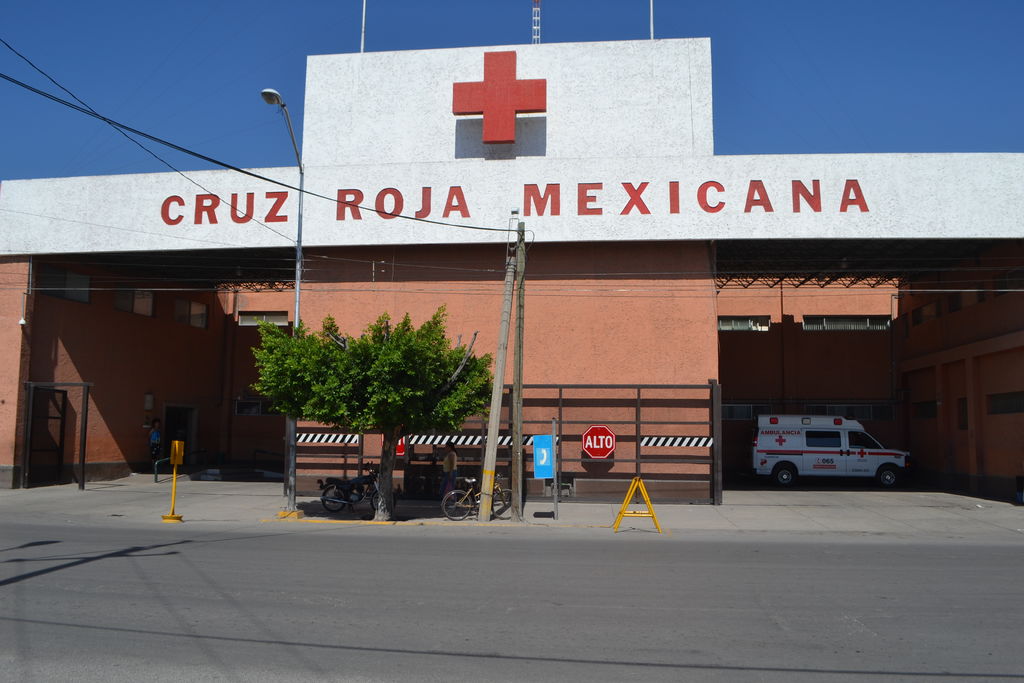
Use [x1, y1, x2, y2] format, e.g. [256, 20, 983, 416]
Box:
[511, 220, 526, 522]
[479, 214, 518, 521]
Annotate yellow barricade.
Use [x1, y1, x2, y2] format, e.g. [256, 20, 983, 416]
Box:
[612, 477, 662, 533]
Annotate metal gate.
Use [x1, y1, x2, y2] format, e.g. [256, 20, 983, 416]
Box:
[514, 382, 723, 504]
[292, 381, 722, 504]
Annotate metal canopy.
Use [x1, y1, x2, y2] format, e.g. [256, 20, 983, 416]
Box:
[46, 238, 1005, 292]
[57, 247, 298, 292]
[714, 239, 998, 288]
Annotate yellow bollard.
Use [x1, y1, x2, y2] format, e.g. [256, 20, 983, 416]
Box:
[161, 440, 185, 523]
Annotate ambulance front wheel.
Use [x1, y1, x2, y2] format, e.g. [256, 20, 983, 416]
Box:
[772, 463, 797, 487]
[876, 465, 899, 488]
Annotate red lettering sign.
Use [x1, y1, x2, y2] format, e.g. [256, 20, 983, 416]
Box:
[159, 178, 872, 227]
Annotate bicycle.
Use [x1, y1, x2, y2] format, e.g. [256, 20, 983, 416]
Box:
[441, 476, 512, 521]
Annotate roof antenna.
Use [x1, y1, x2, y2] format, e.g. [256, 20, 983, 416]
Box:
[532, 0, 541, 44]
[361, 0, 367, 53]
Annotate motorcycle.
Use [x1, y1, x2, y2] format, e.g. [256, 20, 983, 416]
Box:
[318, 469, 380, 513]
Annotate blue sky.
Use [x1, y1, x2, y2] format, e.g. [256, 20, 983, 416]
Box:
[2, 0, 1022, 181]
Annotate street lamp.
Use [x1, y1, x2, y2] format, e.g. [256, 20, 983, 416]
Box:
[262, 87, 304, 512]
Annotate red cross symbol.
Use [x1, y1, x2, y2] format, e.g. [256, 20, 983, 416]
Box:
[452, 51, 546, 144]
[775, 435, 787, 446]
[858, 449, 866, 457]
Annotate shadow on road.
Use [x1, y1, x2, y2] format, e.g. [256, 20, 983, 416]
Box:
[0, 540, 191, 587]
[297, 497, 450, 522]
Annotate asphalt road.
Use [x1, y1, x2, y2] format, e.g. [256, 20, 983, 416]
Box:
[1, 518, 1022, 682]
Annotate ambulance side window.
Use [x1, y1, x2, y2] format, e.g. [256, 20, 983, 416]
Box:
[849, 431, 882, 449]
[805, 430, 840, 447]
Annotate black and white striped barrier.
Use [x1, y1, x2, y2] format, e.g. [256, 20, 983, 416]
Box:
[639, 436, 713, 448]
[296, 433, 556, 446]
[296, 433, 360, 444]
[297, 432, 709, 448]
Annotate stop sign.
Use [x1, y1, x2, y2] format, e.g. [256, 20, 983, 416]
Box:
[582, 424, 616, 459]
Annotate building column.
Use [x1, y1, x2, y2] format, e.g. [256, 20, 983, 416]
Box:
[965, 354, 982, 494]
[935, 361, 952, 478]
[0, 257, 33, 488]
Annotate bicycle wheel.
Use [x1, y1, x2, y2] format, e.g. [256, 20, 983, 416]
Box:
[321, 485, 345, 513]
[441, 490, 473, 521]
[491, 487, 512, 520]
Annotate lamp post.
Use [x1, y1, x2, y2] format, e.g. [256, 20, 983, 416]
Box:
[262, 87, 304, 512]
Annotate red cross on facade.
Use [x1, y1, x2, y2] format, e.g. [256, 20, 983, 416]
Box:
[775, 435, 787, 446]
[452, 51, 547, 144]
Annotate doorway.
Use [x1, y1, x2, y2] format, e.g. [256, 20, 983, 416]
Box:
[164, 405, 199, 466]
[26, 388, 68, 486]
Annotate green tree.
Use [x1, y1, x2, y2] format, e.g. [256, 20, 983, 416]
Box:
[252, 307, 493, 520]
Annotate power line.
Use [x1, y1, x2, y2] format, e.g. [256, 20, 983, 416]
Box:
[0, 69, 511, 235]
[0, 38, 294, 245]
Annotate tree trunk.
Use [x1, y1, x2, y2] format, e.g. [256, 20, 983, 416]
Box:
[376, 428, 400, 521]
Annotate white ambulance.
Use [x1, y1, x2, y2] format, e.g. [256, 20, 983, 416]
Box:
[752, 415, 910, 487]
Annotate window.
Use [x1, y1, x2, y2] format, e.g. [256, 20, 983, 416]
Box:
[38, 265, 89, 303]
[239, 311, 290, 326]
[912, 400, 937, 419]
[957, 397, 968, 430]
[806, 430, 840, 447]
[988, 391, 1024, 415]
[802, 316, 891, 331]
[722, 404, 772, 420]
[946, 293, 962, 313]
[848, 431, 882, 449]
[718, 316, 770, 332]
[175, 299, 208, 328]
[234, 399, 278, 416]
[911, 302, 939, 326]
[115, 289, 154, 316]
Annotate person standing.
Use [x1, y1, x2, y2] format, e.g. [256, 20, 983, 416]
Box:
[440, 443, 458, 497]
[148, 418, 162, 461]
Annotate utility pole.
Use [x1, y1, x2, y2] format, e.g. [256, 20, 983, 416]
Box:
[479, 211, 518, 521]
[511, 218, 526, 522]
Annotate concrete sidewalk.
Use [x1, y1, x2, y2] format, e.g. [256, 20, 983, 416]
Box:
[1, 474, 1022, 540]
